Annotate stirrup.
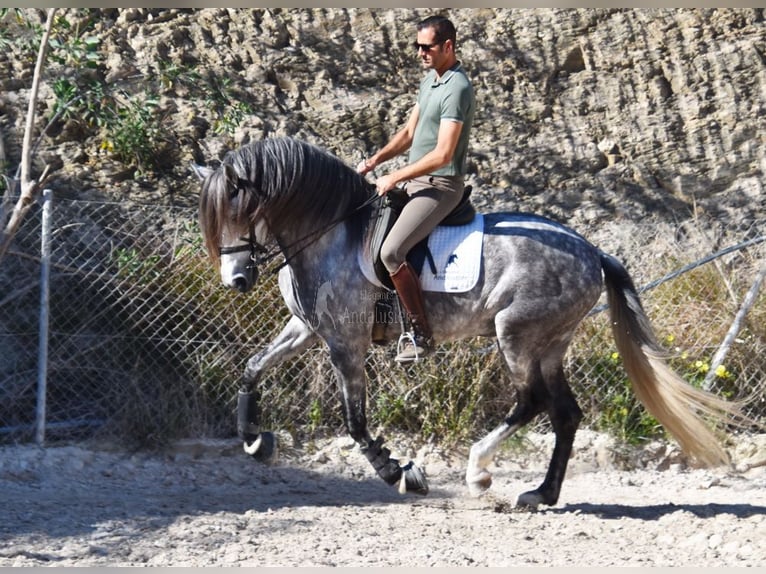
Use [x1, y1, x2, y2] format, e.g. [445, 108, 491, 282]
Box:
[395, 331, 430, 363]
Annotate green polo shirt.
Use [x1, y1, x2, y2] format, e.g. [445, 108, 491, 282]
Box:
[409, 62, 475, 177]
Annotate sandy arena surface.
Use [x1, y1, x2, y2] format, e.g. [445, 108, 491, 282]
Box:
[1, 430, 765, 567]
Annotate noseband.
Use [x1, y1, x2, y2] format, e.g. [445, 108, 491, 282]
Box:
[218, 227, 271, 287]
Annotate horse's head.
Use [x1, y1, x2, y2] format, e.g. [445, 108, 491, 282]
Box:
[194, 162, 268, 293]
[194, 137, 377, 293]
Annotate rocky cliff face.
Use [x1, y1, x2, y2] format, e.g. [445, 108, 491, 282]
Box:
[1, 8, 764, 232]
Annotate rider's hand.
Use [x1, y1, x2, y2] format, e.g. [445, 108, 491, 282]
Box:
[357, 158, 374, 175]
[375, 174, 398, 196]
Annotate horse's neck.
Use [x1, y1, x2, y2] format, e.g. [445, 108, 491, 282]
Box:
[275, 218, 351, 267]
[270, 188, 374, 261]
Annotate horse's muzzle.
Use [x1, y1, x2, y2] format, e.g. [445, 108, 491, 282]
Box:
[232, 274, 250, 293]
[227, 264, 258, 293]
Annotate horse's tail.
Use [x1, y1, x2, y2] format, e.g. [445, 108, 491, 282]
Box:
[600, 251, 748, 467]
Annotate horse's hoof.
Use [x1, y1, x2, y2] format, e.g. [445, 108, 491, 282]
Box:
[399, 461, 429, 495]
[466, 470, 493, 497]
[516, 490, 544, 511]
[243, 431, 277, 464]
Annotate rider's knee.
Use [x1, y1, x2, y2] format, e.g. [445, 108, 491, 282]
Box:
[380, 245, 404, 274]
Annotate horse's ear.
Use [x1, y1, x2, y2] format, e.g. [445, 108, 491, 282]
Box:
[223, 163, 238, 183]
[191, 162, 214, 181]
[223, 164, 244, 193]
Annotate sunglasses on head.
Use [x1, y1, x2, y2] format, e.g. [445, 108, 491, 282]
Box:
[413, 40, 444, 52]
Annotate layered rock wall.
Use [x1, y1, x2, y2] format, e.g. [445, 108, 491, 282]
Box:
[0, 8, 763, 230]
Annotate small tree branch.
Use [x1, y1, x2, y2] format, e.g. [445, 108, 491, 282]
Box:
[20, 9, 56, 187]
[703, 262, 766, 391]
[0, 124, 10, 225]
[0, 8, 57, 262]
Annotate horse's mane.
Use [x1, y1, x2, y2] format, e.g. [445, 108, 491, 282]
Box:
[199, 137, 375, 264]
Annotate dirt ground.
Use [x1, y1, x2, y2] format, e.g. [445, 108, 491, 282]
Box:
[1, 430, 765, 567]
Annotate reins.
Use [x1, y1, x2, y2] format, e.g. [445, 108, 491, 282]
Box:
[225, 188, 382, 278]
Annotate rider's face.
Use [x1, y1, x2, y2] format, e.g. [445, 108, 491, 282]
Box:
[415, 27, 451, 75]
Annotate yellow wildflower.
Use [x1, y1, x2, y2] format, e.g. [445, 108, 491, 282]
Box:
[694, 360, 709, 373]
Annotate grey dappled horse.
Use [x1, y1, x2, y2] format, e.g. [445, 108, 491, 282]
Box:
[196, 136, 744, 509]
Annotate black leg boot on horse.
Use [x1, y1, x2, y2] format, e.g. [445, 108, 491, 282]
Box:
[390, 261, 433, 363]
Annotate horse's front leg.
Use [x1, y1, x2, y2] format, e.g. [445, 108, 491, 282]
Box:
[238, 315, 318, 460]
[242, 314, 319, 386]
[327, 343, 429, 495]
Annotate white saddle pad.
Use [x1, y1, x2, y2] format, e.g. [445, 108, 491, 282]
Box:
[359, 214, 484, 293]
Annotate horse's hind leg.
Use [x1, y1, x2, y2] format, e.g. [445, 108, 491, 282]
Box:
[517, 359, 583, 510]
[465, 395, 545, 496]
[466, 332, 582, 509]
[466, 340, 548, 496]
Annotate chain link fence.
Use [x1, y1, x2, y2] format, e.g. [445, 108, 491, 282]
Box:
[1, 193, 764, 448]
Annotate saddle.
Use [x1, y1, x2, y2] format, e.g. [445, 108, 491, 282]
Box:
[370, 185, 476, 290]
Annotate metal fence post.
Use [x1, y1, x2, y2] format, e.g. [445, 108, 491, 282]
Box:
[35, 188, 52, 446]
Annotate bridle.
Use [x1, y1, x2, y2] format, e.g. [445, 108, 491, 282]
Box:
[218, 226, 272, 288]
[218, 190, 381, 286]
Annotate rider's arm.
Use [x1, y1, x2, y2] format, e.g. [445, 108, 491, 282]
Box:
[358, 104, 420, 174]
[374, 118, 463, 194]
